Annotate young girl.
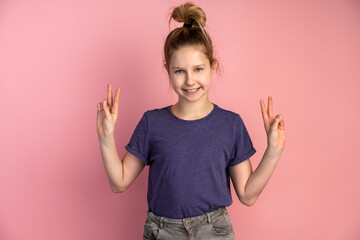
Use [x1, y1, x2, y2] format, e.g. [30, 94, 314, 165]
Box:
[96, 2, 285, 239]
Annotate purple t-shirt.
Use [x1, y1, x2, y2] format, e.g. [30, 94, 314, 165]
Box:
[125, 103, 256, 219]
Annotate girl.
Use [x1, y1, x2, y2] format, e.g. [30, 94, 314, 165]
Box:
[96, 2, 285, 240]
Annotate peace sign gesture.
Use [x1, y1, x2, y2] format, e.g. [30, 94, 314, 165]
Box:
[97, 84, 121, 137]
[260, 96, 286, 151]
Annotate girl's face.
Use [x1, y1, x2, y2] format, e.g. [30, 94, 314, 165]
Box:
[169, 45, 213, 104]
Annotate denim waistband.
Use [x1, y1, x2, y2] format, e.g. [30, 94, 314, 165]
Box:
[147, 206, 227, 226]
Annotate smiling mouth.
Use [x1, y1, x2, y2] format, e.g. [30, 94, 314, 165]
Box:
[183, 87, 201, 95]
[184, 87, 201, 92]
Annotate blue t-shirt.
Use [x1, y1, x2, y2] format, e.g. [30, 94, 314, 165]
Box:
[125, 103, 256, 219]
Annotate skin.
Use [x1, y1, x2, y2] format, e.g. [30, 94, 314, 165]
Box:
[229, 96, 285, 206]
[96, 46, 286, 206]
[167, 45, 214, 120]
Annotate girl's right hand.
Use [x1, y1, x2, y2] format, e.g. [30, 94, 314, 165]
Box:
[97, 84, 121, 137]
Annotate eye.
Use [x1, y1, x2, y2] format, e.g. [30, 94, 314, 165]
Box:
[175, 70, 184, 74]
[195, 68, 203, 72]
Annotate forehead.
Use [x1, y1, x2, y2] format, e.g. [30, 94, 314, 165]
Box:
[170, 46, 209, 67]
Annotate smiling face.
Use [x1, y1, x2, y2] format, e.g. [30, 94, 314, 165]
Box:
[169, 45, 213, 104]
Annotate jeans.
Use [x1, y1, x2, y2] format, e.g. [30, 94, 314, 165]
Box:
[143, 207, 235, 240]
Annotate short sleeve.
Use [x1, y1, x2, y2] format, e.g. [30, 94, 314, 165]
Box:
[228, 114, 256, 167]
[125, 112, 151, 165]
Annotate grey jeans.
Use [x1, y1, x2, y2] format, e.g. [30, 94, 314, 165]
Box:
[143, 207, 235, 240]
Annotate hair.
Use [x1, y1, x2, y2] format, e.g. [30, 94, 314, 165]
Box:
[163, 2, 221, 87]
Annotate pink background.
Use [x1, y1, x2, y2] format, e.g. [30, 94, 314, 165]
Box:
[1, 0, 359, 239]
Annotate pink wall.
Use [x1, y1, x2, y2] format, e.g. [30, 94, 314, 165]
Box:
[1, 0, 359, 239]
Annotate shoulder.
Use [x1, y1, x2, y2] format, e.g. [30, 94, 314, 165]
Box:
[214, 104, 243, 124]
[214, 104, 252, 135]
[216, 104, 238, 117]
[143, 105, 169, 116]
[141, 105, 171, 123]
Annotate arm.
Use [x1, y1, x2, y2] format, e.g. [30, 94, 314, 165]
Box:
[97, 84, 146, 193]
[229, 96, 285, 206]
[229, 148, 282, 206]
[98, 134, 145, 193]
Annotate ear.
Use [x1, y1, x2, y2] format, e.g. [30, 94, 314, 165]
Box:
[211, 60, 217, 73]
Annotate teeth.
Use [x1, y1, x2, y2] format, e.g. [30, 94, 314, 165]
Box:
[186, 88, 199, 92]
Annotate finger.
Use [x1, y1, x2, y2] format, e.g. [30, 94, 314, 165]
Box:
[97, 103, 101, 111]
[107, 84, 113, 106]
[113, 88, 120, 113]
[279, 120, 285, 130]
[103, 99, 111, 118]
[260, 99, 269, 120]
[271, 114, 282, 131]
[268, 96, 274, 119]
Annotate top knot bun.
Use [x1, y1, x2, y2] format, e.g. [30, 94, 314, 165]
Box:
[170, 2, 206, 28]
[163, 2, 219, 77]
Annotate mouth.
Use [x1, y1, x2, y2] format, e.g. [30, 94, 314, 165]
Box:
[183, 87, 201, 94]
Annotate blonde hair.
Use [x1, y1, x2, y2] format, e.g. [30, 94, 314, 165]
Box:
[163, 2, 220, 81]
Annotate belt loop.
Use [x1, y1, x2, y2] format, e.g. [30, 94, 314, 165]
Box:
[159, 217, 164, 228]
[206, 212, 211, 224]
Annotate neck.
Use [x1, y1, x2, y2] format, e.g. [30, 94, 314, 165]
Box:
[171, 98, 214, 120]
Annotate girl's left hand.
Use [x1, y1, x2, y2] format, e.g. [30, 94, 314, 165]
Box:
[260, 96, 286, 152]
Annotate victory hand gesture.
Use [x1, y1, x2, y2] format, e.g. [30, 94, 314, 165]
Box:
[260, 96, 286, 151]
[97, 84, 120, 136]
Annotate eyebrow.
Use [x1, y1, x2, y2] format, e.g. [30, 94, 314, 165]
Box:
[171, 64, 206, 69]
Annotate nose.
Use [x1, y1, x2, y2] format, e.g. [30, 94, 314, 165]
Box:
[185, 72, 196, 86]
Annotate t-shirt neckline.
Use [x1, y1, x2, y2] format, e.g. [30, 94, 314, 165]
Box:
[166, 103, 218, 124]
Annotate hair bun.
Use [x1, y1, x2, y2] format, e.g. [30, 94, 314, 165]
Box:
[164, 2, 219, 77]
[170, 1, 206, 28]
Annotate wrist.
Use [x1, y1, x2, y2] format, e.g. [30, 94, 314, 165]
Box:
[266, 145, 284, 157]
[98, 132, 115, 141]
